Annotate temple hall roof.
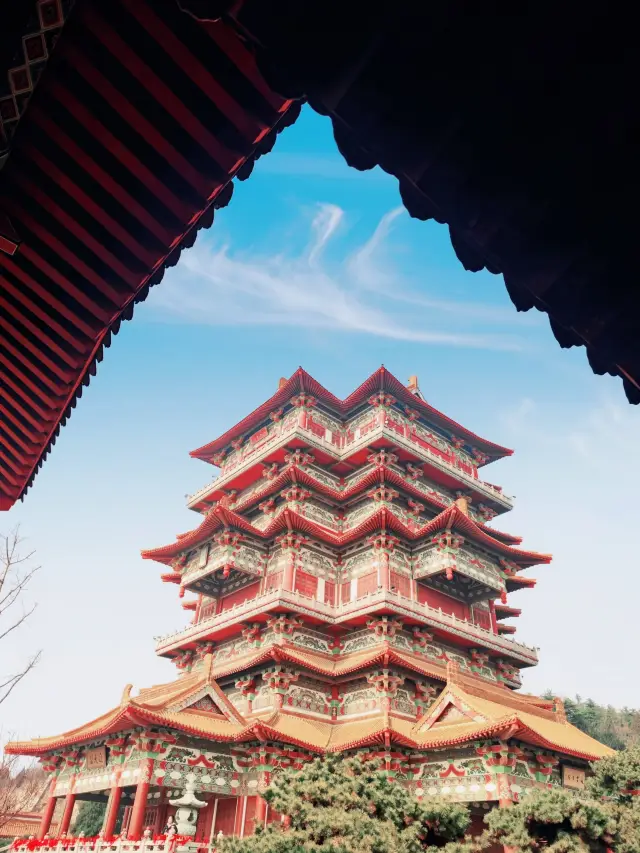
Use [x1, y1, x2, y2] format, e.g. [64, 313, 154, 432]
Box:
[5, 661, 611, 762]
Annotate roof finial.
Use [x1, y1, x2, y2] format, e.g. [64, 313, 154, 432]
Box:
[278, 377, 287, 390]
[454, 495, 470, 516]
[120, 684, 133, 705]
[407, 374, 426, 401]
[553, 697, 568, 724]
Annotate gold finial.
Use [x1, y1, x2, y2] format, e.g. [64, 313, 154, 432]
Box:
[408, 375, 419, 390]
[278, 377, 288, 390]
[120, 684, 133, 705]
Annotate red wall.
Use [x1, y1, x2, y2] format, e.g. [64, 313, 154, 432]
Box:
[357, 571, 377, 597]
[243, 796, 258, 836]
[417, 584, 469, 620]
[219, 581, 260, 612]
[294, 570, 318, 598]
[213, 798, 237, 836]
[324, 581, 336, 605]
[471, 606, 492, 631]
[390, 570, 411, 597]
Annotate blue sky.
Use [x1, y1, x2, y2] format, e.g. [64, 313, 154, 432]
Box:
[3, 107, 640, 746]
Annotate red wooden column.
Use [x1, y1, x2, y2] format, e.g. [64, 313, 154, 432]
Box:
[38, 782, 58, 839]
[489, 600, 498, 634]
[233, 796, 247, 837]
[379, 551, 390, 590]
[255, 795, 267, 830]
[102, 778, 123, 839]
[59, 792, 77, 835]
[128, 759, 153, 840]
[282, 551, 296, 591]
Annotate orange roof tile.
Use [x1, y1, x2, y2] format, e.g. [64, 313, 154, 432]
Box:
[413, 683, 613, 761]
[6, 656, 611, 763]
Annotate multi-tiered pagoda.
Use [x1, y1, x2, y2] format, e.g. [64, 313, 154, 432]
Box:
[7, 368, 611, 844]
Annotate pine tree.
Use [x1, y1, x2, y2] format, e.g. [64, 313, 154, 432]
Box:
[221, 755, 473, 853]
[72, 801, 106, 837]
[480, 746, 640, 853]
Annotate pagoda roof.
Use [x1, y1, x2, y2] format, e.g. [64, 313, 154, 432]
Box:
[205, 463, 522, 546]
[494, 604, 522, 620]
[0, 0, 295, 511]
[6, 658, 611, 762]
[142, 502, 549, 568]
[190, 367, 513, 463]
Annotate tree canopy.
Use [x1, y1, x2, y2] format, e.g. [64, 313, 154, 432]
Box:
[482, 745, 640, 853]
[71, 802, 106, 837]
[544, 692, 640, 751]
[221, 755, 471, 853]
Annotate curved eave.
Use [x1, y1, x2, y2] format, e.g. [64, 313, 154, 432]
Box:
[506, 576, 537, 591]
[190, 367, 513, 463]
[144, 502, 549, 566]
[494, 604, 522, 619]
[4, 706, 133, 756]
[343, 368, 513, 459]
[190, 368, 341, 461]
[201, 463, 522, 546]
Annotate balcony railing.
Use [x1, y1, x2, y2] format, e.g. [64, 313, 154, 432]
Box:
[155, 586, 537, 664]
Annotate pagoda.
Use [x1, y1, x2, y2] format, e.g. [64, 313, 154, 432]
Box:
[6, 368, 612, 844]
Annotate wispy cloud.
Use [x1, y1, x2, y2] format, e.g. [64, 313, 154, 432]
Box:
[150, 203, 526, 351]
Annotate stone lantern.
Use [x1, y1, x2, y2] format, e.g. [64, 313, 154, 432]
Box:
[169, 782, 207, 837]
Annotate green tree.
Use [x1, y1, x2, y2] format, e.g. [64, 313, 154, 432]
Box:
[72, 801, 106, 837]
[481, 746, 640, 853]
[542, 692, 639, 751]
[221, 754, 472, 853]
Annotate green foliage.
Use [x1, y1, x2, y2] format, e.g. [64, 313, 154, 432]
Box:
[480, 747, 640, 853]
[588, 745, 640, 802]
[482, 788, 615, 853]
[543, 693, 640, 750]
[72, 801, 106, 837]
[221, 755, 472, 853]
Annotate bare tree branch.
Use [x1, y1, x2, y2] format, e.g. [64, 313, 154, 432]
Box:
[0, 653, 42, 706]
[0, 527, 41, 710]
[0, 743, 46, 832]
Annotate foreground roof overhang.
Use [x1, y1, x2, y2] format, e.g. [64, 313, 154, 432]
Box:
[0, 0, 296, 510]
[221, 0, 640, 404]
[2, 0, 638, 508]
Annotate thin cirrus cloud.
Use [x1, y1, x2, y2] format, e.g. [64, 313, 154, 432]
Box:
[149, 203, 526, 351]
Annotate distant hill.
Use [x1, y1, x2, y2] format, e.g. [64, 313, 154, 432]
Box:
[545, 692, 640, 750]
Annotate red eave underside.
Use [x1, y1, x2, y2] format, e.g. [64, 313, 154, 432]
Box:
[0, 0, 293, 510]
